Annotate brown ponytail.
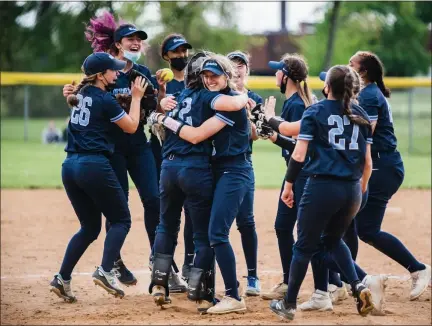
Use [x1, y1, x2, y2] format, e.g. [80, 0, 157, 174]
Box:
[327, 65, 370, 126]
[66, 73, 98, 107]
[354, 51, 391, 98]
[281, 53, 313, 107]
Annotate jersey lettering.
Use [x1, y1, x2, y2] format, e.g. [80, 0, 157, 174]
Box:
[71, 94, 92, 127]
[328, 115, 359, 150]
[178, 97, 193, 126]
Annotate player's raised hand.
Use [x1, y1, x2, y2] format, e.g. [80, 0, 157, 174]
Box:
[264, 96, 277, 121]
[63, 81, 76, 98]
[131, 76, 148, 99]
[160, 96, 177, 111]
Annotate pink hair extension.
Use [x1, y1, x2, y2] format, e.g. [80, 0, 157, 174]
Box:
[84, 11, 118, 53]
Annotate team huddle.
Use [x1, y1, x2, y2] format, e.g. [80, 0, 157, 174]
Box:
[49, 11, 431, 321]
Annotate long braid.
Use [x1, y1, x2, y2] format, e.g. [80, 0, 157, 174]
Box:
[342, 69, 369, 126]
[282, 53, 313, 107]
[67, 75, 97, 107]
[355, 51, 391, 98]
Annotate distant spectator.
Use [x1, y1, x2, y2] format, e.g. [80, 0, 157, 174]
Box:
[42, 120, 62, 144]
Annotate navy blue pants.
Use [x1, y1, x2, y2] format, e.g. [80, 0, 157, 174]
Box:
[209, 156, 254, 299]
[59, 153, 131, 280]
[311, 189, 368, 291]
[107, 138, 160, 250]
[274, 169, 309, 284]
[355, 151, 424, 273]
[285, 176, 362, 305]
[236, 156, 258, 278]
[153, 155, 215, 275]
[151, 133, 195, 270]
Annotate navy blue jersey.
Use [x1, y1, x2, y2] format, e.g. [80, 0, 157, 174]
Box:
[166, 79, 185, 97]
[298, 100, 373, 180]
[247, 90, 263, 155]
[162, 88, 230, 158]
[358, 83, 397, 153]
[212, 89, 250, 159]
[280, 93, 305, 159]
[112, 63, 156, 96]
[65, 85, 126, 156]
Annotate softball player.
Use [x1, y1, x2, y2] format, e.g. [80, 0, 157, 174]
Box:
[62, 14, 189, 291]
[148, 54, 250, 313]
[269, 65, 375, 320]
[264, 70, 387, 315]
[259, 54, 314, 301]
[153, 34, 196, 282]
[349, 51, 431, 300]
[227, 51, 262, 296]
[50, 52, 147, 302]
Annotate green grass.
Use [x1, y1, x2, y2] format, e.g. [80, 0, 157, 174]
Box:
[1, 108, 431, 189]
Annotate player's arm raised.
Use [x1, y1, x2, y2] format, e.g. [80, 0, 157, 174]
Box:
[115, 77, 147, 133]
[149, 113, 227, 145]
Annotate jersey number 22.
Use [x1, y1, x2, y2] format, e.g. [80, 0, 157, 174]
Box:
[328, 115, 359, 150]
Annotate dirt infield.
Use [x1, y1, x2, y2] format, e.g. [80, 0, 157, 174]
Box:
[1, 189, 431, 325]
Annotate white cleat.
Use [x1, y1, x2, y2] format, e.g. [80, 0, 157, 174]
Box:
[410, 264, 431, 301]
[329, 282, 349, 304]
[207, 296, 246, 314]
[260, 282, 288, 300]
[363, 274, 388, 315]
[298, 289, 333, 311]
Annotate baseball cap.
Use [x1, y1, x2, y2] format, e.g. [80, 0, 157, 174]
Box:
[268, 60, 290, 76]
[163, 36, 192, 55]
[227, 51, 249, 66]
[201, 59, 225, 76]
[114, 25, 147, 43]
[83, 52, 126, 75]
[319, 71, 327, 81]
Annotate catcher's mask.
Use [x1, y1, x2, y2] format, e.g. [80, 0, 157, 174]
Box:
[184, 51, 211, 89]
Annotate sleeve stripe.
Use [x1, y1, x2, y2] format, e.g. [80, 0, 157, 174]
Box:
[210, 94, 223, 110]
[366, 138, 373, 144]
[297, 134, 313, 140]
[111, 110, 126, 122]
[215, 113, 235, 126]
[369, 115, 378, 121]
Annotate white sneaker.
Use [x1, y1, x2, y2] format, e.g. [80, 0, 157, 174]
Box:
[329, 283, 349, 304]
[410, 264, 431, 301]
[345, 282, 352, 295]
[92, 266, 125, 298]
[363, 274, 387, 315]
[298, 289, 333, 311]
[207, 296, 246, 314]
[260, 282, 288, 300]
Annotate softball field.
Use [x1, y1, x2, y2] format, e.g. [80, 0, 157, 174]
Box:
[1, 189, 430, 325]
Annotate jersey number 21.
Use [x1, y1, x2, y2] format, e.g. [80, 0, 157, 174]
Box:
[328, 115, 359, 150]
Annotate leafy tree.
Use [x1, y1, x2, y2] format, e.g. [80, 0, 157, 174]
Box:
[300, 1, 431, 76]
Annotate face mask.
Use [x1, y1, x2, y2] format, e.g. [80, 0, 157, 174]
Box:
[123, 49, 141, 63]
[102, 74, 116, 91]
[321, 87, 328, 98]
[170, 57, 188, 71]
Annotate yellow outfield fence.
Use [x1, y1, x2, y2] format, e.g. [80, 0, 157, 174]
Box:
[1, 72, 431, 89]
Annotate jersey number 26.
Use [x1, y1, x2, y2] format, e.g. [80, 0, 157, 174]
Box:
[328, 115, 359, 150]
[71, 94, 92, 127]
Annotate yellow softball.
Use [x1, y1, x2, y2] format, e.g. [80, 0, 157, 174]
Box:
[160, 68, 174, 82]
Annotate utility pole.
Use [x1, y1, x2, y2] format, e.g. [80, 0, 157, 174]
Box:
[281, 1, 287, 32]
